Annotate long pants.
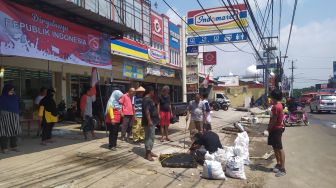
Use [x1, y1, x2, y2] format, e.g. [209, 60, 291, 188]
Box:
[41, 122, 54, 141]
[108, 123, 120, 148]
[132, 118, 145, 142]
[144, 126, 155, 151]
[0, 136, 17, 150]
[121, 115, 134, 138]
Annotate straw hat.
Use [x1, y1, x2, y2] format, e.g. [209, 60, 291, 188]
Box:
[136, 86, 146, 92]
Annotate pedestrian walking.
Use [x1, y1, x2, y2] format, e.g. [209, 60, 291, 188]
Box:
[132, 86, 145, 143]
[268, 88, 286, 177]
[186, 93, 205, 141]
[202, 93, 212, 131]
[0, 84, 21, 153]
[119, 88, 135, 142]
[158, 85, 172, 142]
[38, 88, 58, 145]
[34, 87, 47, 136]
[80, 86, 97, 140]
[142, 86, 159, 161]
[105, 90, 123, 150]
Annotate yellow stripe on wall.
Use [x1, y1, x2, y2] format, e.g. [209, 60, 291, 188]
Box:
[111, 44, 149, 60]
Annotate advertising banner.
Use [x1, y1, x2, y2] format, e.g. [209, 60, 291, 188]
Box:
[123, 61, 144, 80]
[160, 67, 175, 78]
[146, 64, 161, 76]
[0, 0, 111, 69]
[151, 12, 164, 44]
[169, 22, 180, 50]
[148, 47, 166, 64]
[187, 4, 248, 33]
[203, 51, 217, 65]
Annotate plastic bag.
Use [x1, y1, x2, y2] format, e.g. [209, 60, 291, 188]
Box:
[202, 160, 226, 180]
[205, 151, 215, 161]
[234, 131, 250, 165]
[225, 156, 246, 180]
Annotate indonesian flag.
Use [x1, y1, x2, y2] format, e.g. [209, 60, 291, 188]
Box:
[202, 74, 210, 88]
[91, 67, 100, 86]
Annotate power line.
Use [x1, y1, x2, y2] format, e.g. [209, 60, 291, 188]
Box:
[283, 0, 299, 65]
[278, 0, 282, 55]
[253, 0, 271, 37]
[161, 0, 249, 53]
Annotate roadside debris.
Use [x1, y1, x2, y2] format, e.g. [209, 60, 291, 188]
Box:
[159, 153, 197, 168]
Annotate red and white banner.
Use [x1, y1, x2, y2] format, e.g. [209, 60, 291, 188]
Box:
[151, 12, 164, 44]
[0, 0, 112, 69]
[203, 51, 217, 65]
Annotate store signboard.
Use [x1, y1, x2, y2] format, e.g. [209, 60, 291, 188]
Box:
[187, 46, 198, 56]
[0, 0, 111, 69]
[187, 4, 248, 33]
[148, 48, 166, 64]
[187, 83, 198, 93]
[203, 51, 217, 65]
[151, 12, 164, 44]
[169, 22, 180, 50]
[111, 37, 149, 60]
[123, 62, 144, 80]
[187, 32, 247, 46]
[146, 64, 161, 76]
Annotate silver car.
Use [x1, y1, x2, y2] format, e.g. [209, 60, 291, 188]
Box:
[310, 95, 336, 113]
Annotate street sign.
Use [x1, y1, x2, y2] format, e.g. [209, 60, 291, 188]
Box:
[187, 32, 247, 46]
[186, 46, 199, 55]
[256, 64, 277, 69]
[203, 51, 217, 65]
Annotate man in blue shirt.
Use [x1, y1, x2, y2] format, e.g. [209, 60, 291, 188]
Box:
[132, 86, 145, 143]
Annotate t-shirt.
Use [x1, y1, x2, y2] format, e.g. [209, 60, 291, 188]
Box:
[119, 93, 134, 116]
[34, 95, 45, 105]
[195, 131, 223, 153]
[188, 100, 204, 122]
[270, 102, 284, 131]
[133, 96, 143, 118]
[142, 96, 159, 126]
[159, 95, 171, 112]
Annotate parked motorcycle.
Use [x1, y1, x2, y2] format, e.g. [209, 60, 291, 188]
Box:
[210, 101, 220, 111]
[219, 101, 229, 111]
[283, 106, 309, 126]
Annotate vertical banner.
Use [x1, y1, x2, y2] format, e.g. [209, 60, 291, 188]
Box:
[0, 0, 111, 69]
[151, 12, 164, 44]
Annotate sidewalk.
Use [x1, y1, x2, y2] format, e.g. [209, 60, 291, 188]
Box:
[0, 109, 274, 188]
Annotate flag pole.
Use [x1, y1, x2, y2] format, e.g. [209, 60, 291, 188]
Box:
[95, 68, 108, 137]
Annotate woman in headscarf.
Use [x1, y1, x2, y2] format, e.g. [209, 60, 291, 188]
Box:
[0, 84, 21, 153]
[38, 88, 58, 145]
[105, 90, 123, 150]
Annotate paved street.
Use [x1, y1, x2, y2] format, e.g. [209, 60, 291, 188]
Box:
[265, 111, 336, 188]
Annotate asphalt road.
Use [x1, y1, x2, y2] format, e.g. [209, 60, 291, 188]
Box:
[265, 111, 336, 188]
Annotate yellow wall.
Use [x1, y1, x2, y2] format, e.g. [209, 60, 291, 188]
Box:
[215, 86, 264, 108]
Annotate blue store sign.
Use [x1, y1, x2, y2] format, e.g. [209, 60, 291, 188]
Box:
[187, 32, 247, 46]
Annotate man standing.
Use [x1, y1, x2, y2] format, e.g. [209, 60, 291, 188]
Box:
[119, 88, 135, 141]
[186, 93, 205, 140]
[158, 86, 172, 142]
[80, 86, 97, 140]
[268, 89, 286, 177]
[34, 87, 47, 136]
[142, 86, 159, 161]
[132, 86, 145, 143]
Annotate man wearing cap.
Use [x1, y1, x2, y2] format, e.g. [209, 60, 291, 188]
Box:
[132, 86, 146, 142]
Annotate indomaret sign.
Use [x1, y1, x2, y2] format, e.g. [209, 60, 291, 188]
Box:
[187, 4, 248, 33]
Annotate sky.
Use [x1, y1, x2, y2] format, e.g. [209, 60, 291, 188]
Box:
[155, 0, 336, 89]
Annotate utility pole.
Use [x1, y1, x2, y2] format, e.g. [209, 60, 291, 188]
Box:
[289, 60, 296, 97]
[263, 36, 277, 106]
[181, 16, 187, 102]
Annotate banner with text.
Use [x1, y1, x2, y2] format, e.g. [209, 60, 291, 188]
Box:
[0, 0, 111, 69]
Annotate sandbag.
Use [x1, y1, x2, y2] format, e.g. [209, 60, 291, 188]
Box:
[202, 160, 226, 180]
[225, 156, 246, 180]
[205, 151, 215, 161]
[234, 131, 250, 165]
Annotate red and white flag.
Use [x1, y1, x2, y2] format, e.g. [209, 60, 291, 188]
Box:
[91, 67, 100, 86]
[202, 74, 210, 88]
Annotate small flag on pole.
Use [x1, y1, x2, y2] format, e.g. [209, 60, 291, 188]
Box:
[91, 67, 100, 87]
[202, 74, 210, 88]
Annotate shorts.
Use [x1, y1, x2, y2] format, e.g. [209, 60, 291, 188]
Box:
[268, 128, 285, 149]
[188, 120, 203, 131]
[159, 111, 171, 127]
